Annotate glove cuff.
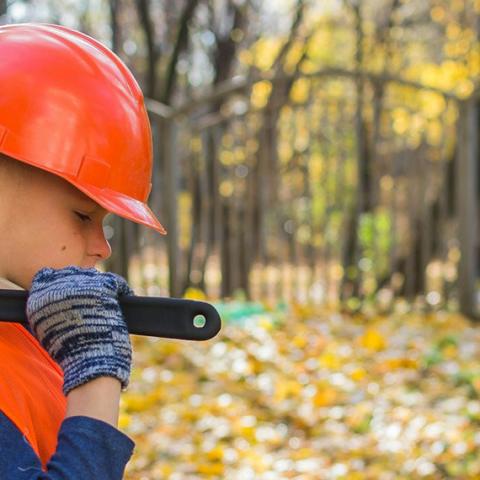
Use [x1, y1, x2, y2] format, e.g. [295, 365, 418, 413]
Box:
[63, 360, 130, 396]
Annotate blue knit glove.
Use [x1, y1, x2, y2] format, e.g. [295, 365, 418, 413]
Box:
[25, 265, 135, 396]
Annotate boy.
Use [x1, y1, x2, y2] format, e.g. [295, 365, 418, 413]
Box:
[0, 23, 167, 478]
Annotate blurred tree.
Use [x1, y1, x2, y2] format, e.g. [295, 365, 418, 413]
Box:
[109, 0, 121, 53]
[135, 0, 159, 99]
[162, 0, 199, 104]
[340, 0, 404, 306]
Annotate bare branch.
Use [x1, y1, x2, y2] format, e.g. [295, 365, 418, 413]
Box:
[212, 1, 247, 85]
[271, 0, 305, 73]
[135, 0, 159, 98]
[145, 67, 464, 122]
[109, 0, 121, 54]
[162, 0, 200, 104]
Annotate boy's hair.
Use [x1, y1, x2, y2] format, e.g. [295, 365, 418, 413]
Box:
[0, 153, 14, 168]
[0, 153, 18, 174]
[0, 152, 22, 166]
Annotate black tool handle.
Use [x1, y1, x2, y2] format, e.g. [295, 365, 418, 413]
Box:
[0, 289, 221, 341]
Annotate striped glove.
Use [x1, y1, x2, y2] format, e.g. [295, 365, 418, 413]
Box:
[26, 265, 135, 396]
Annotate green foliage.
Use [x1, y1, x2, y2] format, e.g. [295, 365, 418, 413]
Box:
[358, 209, 393, 277]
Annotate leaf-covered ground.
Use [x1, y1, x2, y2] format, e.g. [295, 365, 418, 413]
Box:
[120, 297, 480, 479]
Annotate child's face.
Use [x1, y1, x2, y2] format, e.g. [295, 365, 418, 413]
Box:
[0, 165, 113, 290]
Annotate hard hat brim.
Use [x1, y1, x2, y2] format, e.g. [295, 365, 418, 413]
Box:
[64, 176, 167, 235]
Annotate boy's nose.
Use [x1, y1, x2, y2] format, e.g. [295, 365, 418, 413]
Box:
[88, 226, 112, 264]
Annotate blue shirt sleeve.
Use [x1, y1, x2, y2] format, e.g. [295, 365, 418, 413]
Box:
[0, 411, 135, 479]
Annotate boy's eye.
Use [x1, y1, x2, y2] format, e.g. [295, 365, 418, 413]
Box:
[75, 211, 92, 222]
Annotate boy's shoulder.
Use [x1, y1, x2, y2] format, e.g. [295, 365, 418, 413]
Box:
[0, 321, 66, 465]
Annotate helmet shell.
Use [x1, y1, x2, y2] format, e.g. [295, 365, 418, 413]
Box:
[0, 23, 166, 235]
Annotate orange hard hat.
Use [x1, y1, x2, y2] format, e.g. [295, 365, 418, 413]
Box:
[0, 22, 167, 235]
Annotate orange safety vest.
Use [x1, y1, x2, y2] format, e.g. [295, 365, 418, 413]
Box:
[0, 312, 66, 470]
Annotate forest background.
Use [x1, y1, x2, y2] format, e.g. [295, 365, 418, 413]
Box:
[2, 1, 480, 478]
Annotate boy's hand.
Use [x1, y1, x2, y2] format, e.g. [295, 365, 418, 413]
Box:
[25, 265, 135, 396]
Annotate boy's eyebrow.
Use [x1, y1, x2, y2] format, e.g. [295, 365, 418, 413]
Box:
[72, 191, 96, 207]
[70, 188, 111, 217]
[76, 197, 110, 216]
[77, 199, 99, 211]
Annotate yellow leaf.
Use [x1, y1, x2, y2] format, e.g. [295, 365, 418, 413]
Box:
[251, 80, 272, 109]
[292, 335, 307, 348]
[258, 317, 274, 331]
[313, 385, 338, 407]
[289, 78, 310, 104]
[446, 23, 461, 40]
[456, 79, 474, 98]
[152, 464, 174, 477]
[183, 287, 207, 301]
[420, 92, 446, 119]
[250, 37, 282, 71]
[274, 379, 302, 402]
[118, 413, 131, 429]
[283, 41, 305, 74]
[350, 367, 367, 381]
[359, 329, 387, 351]
[383, 358, 420, 371]
[319, 351, 342, 369]
[220, 180, 234, 197]
[123, 393, 149, 413]
[196, 463, 225, 476]
[392, 107, 410, 135]
[206, 445, 224, 462]
[292, 447, 315, 460]
[291, 302, 315, 320]
[238, 425, 256, 442]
